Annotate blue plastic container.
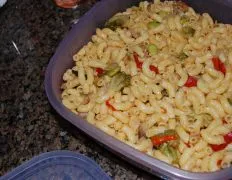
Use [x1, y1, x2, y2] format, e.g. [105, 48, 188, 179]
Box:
[1, 151, 111, 180]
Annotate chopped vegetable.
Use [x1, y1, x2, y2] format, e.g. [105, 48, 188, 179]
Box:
[224, 132, 232, 144]
[212, 57, 226, 75]
[177, 52, 188, 60]
[133, 53, 143, 69]
[148, 44, 158, 56]
[210, 132, 232, 151]
[105, 15, 129, 30]
[106, 99, 116, 111]
[105, 63, 121, 77]
[182, 26, 195, 37]
[96, 68, 104, 76]
[147, 20, 160, 29]
[149, 65, 159, 74]
[160, 143, 178, 163]
[180, 15, 189, 25]
[184, 76, 198, 87]
[151, 130, 178, 147]
[210, 143, 227, 152]
[109, 72, 131, 92]
[152, 135, 177, 146]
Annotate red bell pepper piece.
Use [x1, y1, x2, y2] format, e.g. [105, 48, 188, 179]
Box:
[151, 134, 177, 146]
[212, 57, 226, 75]
[209, 143, 228, 152]
[224, 132, 232, 144]
[133, 53, 143, 69]
[105, 99, 116, 111]
[149, 65, 159, 74]
[96, 68, 104, 76]
[184, 76, 198, 87]
[210, 132, 232, 152]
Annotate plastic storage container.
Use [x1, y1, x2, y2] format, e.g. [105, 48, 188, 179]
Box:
[1, 151, 110, 180]
[45, 0, 232, 179]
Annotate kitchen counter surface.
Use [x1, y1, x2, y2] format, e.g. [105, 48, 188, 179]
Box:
[0, 0, 155, 179]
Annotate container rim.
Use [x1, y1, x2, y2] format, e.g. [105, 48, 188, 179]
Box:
[1, 150, 110, 180]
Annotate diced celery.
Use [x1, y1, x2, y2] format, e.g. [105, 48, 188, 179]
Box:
[148, 44, 158, 56]
[147, 20, 160, 29]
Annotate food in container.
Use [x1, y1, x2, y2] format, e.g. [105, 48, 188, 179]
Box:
[45, 0, 232, 179]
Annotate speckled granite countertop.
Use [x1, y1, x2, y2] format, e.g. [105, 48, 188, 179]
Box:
[0, 0, 155, 179]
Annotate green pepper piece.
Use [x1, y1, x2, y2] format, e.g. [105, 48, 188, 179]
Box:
[160, 143, 179, 163]
[182, 26, 195, 37]
[147, 20, 160, 29]
[148, 44, 158, 56]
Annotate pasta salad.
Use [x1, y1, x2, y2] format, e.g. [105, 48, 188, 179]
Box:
[61, 0, 232, 172]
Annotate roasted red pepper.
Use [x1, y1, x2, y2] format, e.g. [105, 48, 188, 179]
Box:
[184, 76, 198, 87]
[96, 68, 104, 76]
[151, 135, 177, 146]
[133, 53, 143, 69]
[210, 143, 227, 152]
[212, 57, 226, 75]
[151, 130, 179, 147]
[105, 99, 116, 111]
[210, 132, 232, 151]
[149, 65, 159, 74]
[224, 132, 232, 144]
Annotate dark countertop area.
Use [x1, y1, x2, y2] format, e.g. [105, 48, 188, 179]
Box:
[0, 0, 155, 179]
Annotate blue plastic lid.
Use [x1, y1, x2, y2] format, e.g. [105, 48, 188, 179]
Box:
[1, 151, 111, 180]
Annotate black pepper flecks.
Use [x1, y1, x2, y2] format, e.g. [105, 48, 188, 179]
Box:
[0, 0, 156, 179]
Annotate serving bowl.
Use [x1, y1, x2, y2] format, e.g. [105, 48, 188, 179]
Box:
[45, 0, 232, 179]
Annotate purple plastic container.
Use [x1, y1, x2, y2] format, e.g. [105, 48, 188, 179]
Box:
[45, 0, 232, 179]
